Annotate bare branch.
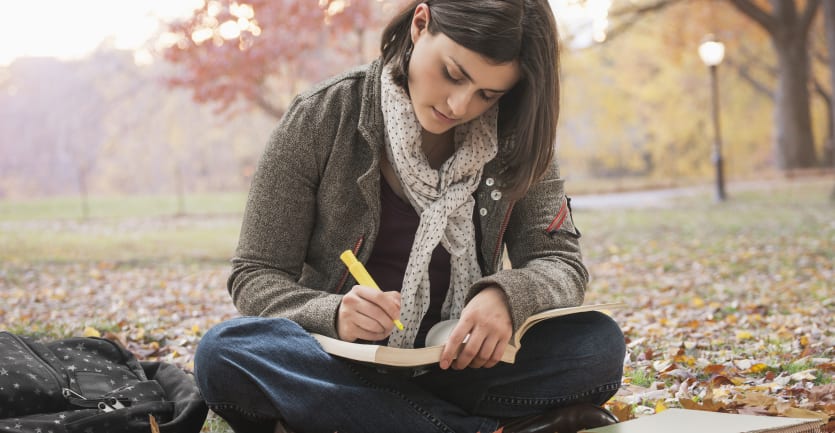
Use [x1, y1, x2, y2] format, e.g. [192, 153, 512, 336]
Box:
[254, 91, 285, 119]
[813, 76, 831, 113]
[727, 0, 777, 35]
[603, 14, 645, 43]
[724, 58, 775, 99]
[609, 0, 684, 17]
[800, 0, 822, 35]
[736, 44, 778, 77]
[603, 0, 685, 43]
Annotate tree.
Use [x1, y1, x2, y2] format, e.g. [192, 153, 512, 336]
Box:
[823, 0, 835, 200]
[608, 0, 821, 171]
[163, 0, 404, 119]
[729, 0, 820, 170]
[558, 4, 778, 181]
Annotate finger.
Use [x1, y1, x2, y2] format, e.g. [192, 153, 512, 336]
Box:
[349, 286, 399, 322]
[467, 335, 500, 369]
[453, 331, 485, 370]
[379, 291, 402, 324]
[339, 289, 397, 341]
[482, 337, 507, 369]
[353, 286, 402, 325]
[483, 343, 507, 368]
[352, 310, 391, 335]
[440, 323, 471, 370]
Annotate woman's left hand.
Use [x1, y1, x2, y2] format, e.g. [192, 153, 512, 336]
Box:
[440, 286, 512, 370]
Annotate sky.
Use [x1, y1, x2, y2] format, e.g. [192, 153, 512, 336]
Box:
[0, 0, 203, 66]
[0, 0, 610, 67]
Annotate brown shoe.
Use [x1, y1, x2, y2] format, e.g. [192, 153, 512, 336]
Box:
[500, 403, 618, 433]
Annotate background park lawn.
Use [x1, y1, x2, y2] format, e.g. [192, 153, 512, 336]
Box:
[1, 178, 832, 431]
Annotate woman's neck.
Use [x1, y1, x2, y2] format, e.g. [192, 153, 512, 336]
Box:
[421, 128, 455, 169]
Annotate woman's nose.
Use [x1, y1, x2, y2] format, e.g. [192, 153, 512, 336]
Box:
[448, 90, 471, 118]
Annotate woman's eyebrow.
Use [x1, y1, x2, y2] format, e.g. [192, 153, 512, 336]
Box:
[449, 57, 511, 93]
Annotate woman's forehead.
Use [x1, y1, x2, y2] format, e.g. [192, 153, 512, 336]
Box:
[431, 32, 521, 91]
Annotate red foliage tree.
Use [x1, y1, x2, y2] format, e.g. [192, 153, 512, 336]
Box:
[163, 0, 406, 119]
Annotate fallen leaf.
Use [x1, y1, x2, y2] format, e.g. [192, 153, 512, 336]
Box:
[605, 400, 634, 422]
[779, 407, 830, 421]
[747, 363, 769, 374]
[653, 360, 674, 373]
[810, 384, 835, 403]
[149, 414, 160, 433]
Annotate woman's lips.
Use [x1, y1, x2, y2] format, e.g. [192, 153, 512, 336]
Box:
[432, 107, 456, 124]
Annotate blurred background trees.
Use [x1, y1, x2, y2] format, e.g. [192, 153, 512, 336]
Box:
[0, 0, 831, 199]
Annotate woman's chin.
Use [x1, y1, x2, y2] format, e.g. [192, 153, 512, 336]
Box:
[417, 117, 455, 136]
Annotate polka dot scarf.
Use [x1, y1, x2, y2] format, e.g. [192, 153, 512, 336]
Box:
[380, 66, 499, 348]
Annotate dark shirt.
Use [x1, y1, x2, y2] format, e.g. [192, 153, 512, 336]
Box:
[365, 178, 451, 347]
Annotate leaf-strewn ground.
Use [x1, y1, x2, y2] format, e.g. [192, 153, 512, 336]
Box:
[1, 179, 833, 431]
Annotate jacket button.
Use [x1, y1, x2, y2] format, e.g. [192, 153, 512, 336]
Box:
[491, 190, 502, 201]
[485, 177, 495, 186]
[479, 208, 488, 216]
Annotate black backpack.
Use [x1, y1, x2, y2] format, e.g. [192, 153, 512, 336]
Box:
[0, 331, 208, 433]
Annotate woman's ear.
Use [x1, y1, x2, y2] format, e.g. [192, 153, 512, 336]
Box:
[410, 3, 430, 44]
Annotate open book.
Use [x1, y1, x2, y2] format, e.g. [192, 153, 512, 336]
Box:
[311, 302, 624, 368]
[580, 408, 825, 433]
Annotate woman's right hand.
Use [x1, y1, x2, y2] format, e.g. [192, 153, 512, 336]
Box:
[337, 285, 402, 342]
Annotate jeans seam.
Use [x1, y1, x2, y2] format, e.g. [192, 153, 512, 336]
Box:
[484, 381, 620, 407]
[345, 363, 458, 433]
[206, 401, 274, 421]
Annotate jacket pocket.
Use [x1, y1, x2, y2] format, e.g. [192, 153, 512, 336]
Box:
[546, 196, 581, 238]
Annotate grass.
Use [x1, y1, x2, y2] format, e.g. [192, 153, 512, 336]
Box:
[0, 192, 247, 221]
[0, 220, 241, 264]
[626, 368, 655, 388]
[0, 192, 245, 264]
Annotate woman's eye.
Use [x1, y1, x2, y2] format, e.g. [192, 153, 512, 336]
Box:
[443, 68, 463, 83]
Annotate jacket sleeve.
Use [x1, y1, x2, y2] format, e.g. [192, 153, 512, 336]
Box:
[468, 160, 588, 332]
[227, 94, 343, 338]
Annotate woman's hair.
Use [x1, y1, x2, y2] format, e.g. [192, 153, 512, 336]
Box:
[381, 0, 561, 200]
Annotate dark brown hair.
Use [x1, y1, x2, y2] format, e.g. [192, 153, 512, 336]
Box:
[381, 0, 561, 200]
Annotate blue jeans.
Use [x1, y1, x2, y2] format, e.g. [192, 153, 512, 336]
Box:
[194, 312, 624, 433]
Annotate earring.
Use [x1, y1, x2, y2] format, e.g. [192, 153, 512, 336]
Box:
[405, 46, 413, 63]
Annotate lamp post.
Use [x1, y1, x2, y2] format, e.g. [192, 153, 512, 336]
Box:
[698, 35, 727, 202]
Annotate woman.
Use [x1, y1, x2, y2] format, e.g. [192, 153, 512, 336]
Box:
[195, 1, 625, 432]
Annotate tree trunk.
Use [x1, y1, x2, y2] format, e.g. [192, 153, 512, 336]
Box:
[824, 0, 835, 200]
[728, 0, 820, 170]
[175, 161, 187, 217]
[77, 164, 90, 221]
[770, 7, 817, 169]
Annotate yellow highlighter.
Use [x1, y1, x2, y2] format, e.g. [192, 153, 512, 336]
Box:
[339, 250, 405, 331]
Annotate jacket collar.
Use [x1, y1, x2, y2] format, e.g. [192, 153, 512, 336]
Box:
[355, 59, 386, 242]
[357, 59, 385, 152]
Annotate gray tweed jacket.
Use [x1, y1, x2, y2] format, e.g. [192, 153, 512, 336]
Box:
[228, 59, 588, 339]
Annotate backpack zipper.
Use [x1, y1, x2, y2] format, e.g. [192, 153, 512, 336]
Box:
[62, 388, 129, 412]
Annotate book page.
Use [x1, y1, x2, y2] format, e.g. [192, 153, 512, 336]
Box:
[424, 319, 457, 347]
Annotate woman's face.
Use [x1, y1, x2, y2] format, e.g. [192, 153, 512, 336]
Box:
[407, 5, 520, 136]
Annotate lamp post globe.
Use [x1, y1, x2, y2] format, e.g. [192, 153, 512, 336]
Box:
[699, 35, 727, 202]
[698, 38, 725, 67]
